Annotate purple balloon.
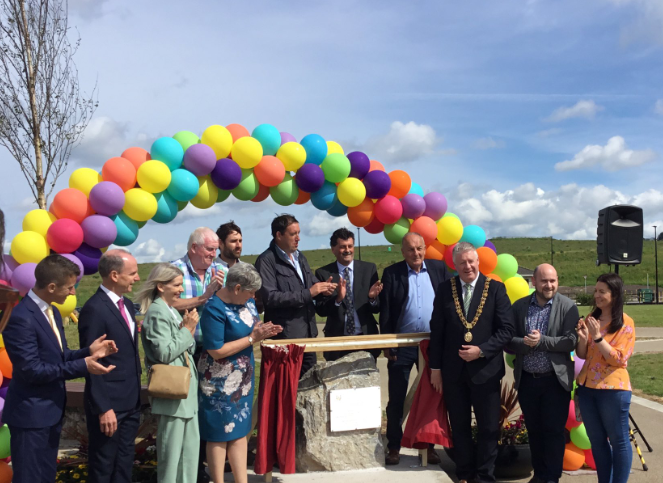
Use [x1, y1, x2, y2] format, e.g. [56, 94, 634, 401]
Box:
[0, 384, 8, 400]
[0, 255, 19, 282]
[295, 164, 325, 193]
[347, 151, 370, 179]
[484, 240, 497, 253]
[401, 193, 426, 219]
[423, 192, 448, 220]
[574, 356, 585, 378]
[0, 396, 5, 424]
[210, 158, 242, 190]
[11, 262, 37, 296]
[74, 243, 102, 275]
[61, 253, 85, 283]
[280, 132, 297, 145]
[89, 181, 126, 216]
[183, 143, 216, 176]
[81, 215, 118, 249]
[363, 170, 391, 199]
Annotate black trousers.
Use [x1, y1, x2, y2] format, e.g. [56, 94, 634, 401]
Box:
[386, 347, 420, 451]
[518, 371, 571, 483]
[300, 352, 317, 379]
[86, 405, 141, 483]
[443, 367, 501, 483]
[8, 422, 61, 483]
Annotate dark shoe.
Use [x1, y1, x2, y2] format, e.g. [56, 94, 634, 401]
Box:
[197, 467, 210, 483]
[427, 447, 441, 464]
[385, 448, 400, 465]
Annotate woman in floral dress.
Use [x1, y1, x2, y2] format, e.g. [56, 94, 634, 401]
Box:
[198, 263, 282, 483]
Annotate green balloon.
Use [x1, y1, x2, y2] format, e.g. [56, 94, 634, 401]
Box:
[0, 424, 10, 458]
[442, 212, 460, 220]
[217, 189, 231, 203]
[177, 200, 188, 212]
[173, 130, 200, 152]
[384, 217, 410, 244]
[136, 220, 147, 228]
[270, 173, 299, 206]
[494, 253, 518, 280]
[321, 153, 351, 183]
[570, 424, 591, 450]
[505, 353, 516, 369]
[571, 380, 577, 399]
[232, 169, 259, 201]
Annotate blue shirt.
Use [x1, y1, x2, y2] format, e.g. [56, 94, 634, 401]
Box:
[275, 245, 304, 284]
[399, 262, 436, 333]
[523, 293, 554, 373]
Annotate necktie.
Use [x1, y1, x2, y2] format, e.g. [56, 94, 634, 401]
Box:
[45, 306, 63, 351]
[344, 267, 355, 335]
[117, 298, 132, 333]
[463, 283, 473, 317]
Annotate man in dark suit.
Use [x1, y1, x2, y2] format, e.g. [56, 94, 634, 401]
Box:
[3, 255, 117, 483]
[379, 232, 451, 465]
[430, 242, 515, 483]
[508, 264, 578, 483]
[78, 249, 142, 483]
[315, 228, 383, 361]
[255, 214, 336, 377]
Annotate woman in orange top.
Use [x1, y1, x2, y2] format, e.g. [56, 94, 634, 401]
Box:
[576, 273, 635, 483]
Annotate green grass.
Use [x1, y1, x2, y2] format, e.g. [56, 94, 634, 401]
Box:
[628, 352, 663, 398]
[575, 304, 663, 327]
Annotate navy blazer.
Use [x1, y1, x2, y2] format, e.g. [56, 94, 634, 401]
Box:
[78, 288, 142, 415]
[3, 295, 90, 429]
[379, 259, 451, 335]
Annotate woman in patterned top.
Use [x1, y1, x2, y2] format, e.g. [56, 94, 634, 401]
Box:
[198, 263, 282, 483]
[576, 273, 635, 483]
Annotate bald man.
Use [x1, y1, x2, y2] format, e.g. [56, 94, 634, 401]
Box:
[78, 249, 142, 483]
[507, 264, 579, 483]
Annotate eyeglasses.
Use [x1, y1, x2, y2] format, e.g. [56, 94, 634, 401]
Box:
[0, 284, 20, 333]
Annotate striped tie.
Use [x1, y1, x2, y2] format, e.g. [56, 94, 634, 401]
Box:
[463, 283, 473, 317]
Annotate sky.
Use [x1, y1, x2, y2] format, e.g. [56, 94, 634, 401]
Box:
[2, 0, 663, 262]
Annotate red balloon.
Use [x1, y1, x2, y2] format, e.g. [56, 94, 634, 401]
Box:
[294, 191, 311, 205]
[364, 217, 385, 234]
[47, 219, 84, 253]
[251, 184, 270, 202]
[583, 449, 596, 470]
[374, 195, 403, 224]
[566, 400, 582, 429]
[50, 188, 95, 224]
[444, 243, 457, 271]
[410, 216, 437, 245]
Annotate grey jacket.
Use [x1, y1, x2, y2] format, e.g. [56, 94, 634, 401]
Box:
[507, 292, 579, 391]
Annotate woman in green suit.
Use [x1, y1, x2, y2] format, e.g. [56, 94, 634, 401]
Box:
[135, 263, 200, 483]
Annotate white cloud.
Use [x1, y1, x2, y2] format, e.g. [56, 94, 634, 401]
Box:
[607, 0, 663, 46]
[306, 213, 352, 237]
[536, 128, 562, 138]
[472, 137, 505, 150]
[544, 100, 604, 122]
[554, 136, 657, 172]
[73, 116, 149, 167]
[361, 121, 445, 164]
[132, 238, 166, 263]
[655, 99, 663, 115]
[171, 204, 225, 225]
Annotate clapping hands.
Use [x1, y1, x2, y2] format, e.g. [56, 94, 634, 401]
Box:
[250, 321, 283, 342]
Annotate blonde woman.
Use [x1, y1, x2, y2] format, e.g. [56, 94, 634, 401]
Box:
[135, 263, 199, 483]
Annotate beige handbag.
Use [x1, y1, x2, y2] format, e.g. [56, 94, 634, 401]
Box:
[147, 350, 192, 400]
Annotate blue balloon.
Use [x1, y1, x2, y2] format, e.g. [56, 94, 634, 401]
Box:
[408, 182, 425, 197]
[152, 191, 179, 224]
[301, 134, 328, 165]
[310, 181, 337, 210]
[460, 225, 487, 249]
[252, 124, 281, 156]
[327, 197, 348, 217]
[151, 136, 184, 171]
[112, 212, 139, 246]
[167, 168, 199, 201]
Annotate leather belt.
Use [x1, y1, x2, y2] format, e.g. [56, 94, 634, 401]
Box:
[524, 370, 555, 378]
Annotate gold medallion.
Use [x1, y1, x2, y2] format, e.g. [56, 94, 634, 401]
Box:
[464, 332, 473, 343]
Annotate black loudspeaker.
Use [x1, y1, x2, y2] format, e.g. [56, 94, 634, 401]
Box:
[597, 205, 643, 266]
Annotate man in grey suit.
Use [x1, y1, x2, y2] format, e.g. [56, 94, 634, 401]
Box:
[507, 264, 579, 483]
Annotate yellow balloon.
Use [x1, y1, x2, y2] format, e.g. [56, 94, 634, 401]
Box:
[337, 178, 367, 208]
[504, 276, 530, 304]
[137, 160, 172, 193]
[191, 176, 218, 209]
[201, 125, 233, 159]
[327, 141, 344, 155]
[436, 216, 463, 245]
[276, 142, 307, 171]
[11, 231, 50, 264]
[123, 188, 158, 221]
[53, 294, 77, 318]
[0, 335, 3, 349]
[69, 168, 102, 196]
[22, 209, 57, 237]
[231, 136, 263, 169]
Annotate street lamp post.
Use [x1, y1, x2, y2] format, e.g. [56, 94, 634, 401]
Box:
[654, 226, 659, 304]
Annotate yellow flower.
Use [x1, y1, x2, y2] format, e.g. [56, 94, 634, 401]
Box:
[73, 473, 80, 479]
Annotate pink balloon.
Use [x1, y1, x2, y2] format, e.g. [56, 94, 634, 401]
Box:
[566, 400, 581, 429]
[574, 356, 585, 378]
[584, 449, 596, 470]
[374, 195, 403, 225]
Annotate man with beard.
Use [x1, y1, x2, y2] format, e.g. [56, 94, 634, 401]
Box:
[507, 264, 579, 483]
[216, 221, 242, 270]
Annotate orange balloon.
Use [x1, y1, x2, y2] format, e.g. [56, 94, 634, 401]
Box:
[0, 461, 12, 483]
[388, 170, 412, 199]
[251, 184, 270, 203]
[121, 147, 151, 171]
[426, 240, 446, 261]
[347, 198, 375, 227]
[102, 157, 137, 192]
[563, 443, 585, 471]
[369, 160, 385, 172]
[294, 190, 311, 205]
[488, 273, 503, 282]
[477, 247, 498, 275]
[0, 348, 12, 379]
[49, 188, 95, 224]
[410, 216, 437, 245]
[254, 156, 286, 187]
[226, 123, 250, 143]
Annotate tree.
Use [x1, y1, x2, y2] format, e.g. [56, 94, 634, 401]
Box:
[0, 0, 97, 209]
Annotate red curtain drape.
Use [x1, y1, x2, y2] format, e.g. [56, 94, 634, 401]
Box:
[254, 344, 305, 475]
[401, 339, 453, 449]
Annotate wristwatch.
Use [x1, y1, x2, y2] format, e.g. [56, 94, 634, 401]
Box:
[479, 350, 485, 358]
[593, 337, 603, 344]
[248, 336, 254, 345]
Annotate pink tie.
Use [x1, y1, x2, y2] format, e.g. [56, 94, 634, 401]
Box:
[117, 298, 132, 332]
